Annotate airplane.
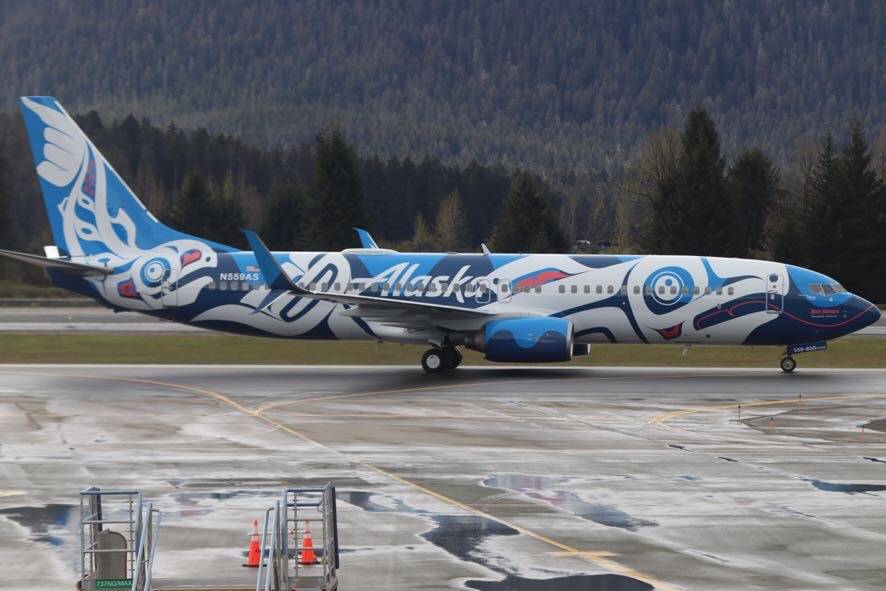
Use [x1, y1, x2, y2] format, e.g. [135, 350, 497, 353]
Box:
[1, 96, 880, 373]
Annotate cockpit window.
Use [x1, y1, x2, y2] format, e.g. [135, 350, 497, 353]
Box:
[809, 283, 846, 295]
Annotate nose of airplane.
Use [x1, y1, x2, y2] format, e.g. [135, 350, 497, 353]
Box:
[851, 295, 881, 332]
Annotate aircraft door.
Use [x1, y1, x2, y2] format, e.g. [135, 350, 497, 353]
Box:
[765, 272, 784, 313]
[160, 269, 178, 308]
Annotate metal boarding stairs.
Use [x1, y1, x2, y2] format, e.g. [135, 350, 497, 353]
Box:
[78, 484, 339, 591]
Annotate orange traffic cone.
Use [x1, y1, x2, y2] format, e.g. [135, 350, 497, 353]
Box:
[299, 520, 316, 564]
[244, 519, 261, 567]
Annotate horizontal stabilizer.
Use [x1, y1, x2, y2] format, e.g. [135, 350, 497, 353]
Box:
[241, 230, 304, 292]
[0, 248, 112, 275]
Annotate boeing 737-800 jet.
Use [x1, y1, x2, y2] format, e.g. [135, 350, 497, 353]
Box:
[1, 97, 880, 372]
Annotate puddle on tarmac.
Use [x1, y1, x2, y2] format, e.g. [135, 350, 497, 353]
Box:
[466, 573, 653, 591]
[340, 489, 652, 590]
[0, 504, 74, 546]
[806, 479, 886, 493]
[423, 514, 518, 563]
[482, 475, 657, 531]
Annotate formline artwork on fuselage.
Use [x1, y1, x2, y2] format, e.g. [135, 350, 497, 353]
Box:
[2, 97, 879, 373]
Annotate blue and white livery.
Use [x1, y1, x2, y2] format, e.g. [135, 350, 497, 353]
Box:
[3, 97, 880, 373]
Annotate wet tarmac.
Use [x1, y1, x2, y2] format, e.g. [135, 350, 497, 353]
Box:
[1, 364, 885, 590]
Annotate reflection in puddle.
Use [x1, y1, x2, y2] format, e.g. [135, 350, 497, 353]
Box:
[0, 504, 74, 547]
[482, 475, 657, 531]
[423, 515, 518, 563]
[466, 573, 653, 591]
[807, 479, 886, 494]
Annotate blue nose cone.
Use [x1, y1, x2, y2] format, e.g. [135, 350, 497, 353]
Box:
[850, 296, 880, 333]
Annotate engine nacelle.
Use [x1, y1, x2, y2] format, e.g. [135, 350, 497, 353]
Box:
[466, 317, 574, 362]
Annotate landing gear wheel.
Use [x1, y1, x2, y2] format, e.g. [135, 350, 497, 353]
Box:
[441, 346, 462, 370]
[422, 348, 445, 373]
[780, 356, 797, 373]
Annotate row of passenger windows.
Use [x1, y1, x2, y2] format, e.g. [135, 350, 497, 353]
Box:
[207, 279, 736, 297]
[557, 284, 735, 296]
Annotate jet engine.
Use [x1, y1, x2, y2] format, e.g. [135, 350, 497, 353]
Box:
[465, 317, 574, 362]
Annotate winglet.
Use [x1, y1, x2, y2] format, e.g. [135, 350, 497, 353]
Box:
[481, 243, 492, 255]
[354, 228, 379, 249]
[241, 229, 301, 292]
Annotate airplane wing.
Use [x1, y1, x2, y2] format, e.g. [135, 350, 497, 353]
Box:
[0, 248, 113, 275]
[242, 230, 495, 318]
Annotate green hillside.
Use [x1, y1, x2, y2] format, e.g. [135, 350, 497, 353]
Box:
[1, 0, 882, 171]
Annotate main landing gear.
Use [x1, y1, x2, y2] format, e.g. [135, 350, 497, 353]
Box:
[421, 346, 463, 373]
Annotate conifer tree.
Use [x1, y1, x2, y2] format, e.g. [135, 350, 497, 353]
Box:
[797, 135, 843, 278]
[434, 190, 466, 251]
[672, 108, 738, 256]
[408, 213, 437, 251]
[491, 172, 567, 253]
[727, 148, 781, 256]
[0, 150, 13, 250]
[261, 183, 304, 251]
[838, 119, 885, 297]
[307, 127, 367, 250]
[167, 174, 214, 238]
[166, 173, 245, 247]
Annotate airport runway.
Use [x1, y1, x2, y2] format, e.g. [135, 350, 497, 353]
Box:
[1, 365, 885, 590]
[1, 306, 885, 335]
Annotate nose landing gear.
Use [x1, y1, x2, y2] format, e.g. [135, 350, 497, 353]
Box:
[779, 355, 797, 373]
[421, 346, 462, 373]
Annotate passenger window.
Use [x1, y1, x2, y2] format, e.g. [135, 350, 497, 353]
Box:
[333, 282, 340, 291]
[670, 286, 677, 295]
[502, 284, 510, 292]
[727, 287, 734, 296]
[207, 281, 216, 290]
[583, 285, 590, 294]
[682, 287, 689, 295]
[658, 285, 665, 295]
[704, 287, 711, 295]
[309, 282, 317, 290]
[596, 285, 603, 294]
[571, 285, 578, 294]
[607, 285, 614, 294]
[634, 286, 640, 295]
[619, 286, 627, 295]
[694, 286, 700, 295]
[644, 285, 652, 295]
[716, 288, 723, 295]
[559, 285, 565, 294]
[534, 286, 542, 293]
[218, 281, 227, 291]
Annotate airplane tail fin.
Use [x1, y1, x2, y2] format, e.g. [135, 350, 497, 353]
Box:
[18, 96, 233, 262]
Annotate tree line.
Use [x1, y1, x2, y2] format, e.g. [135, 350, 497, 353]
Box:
[624, 108, 886, 300]
[0, 107, 883, 301]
